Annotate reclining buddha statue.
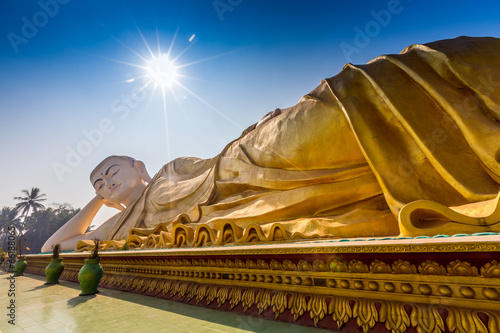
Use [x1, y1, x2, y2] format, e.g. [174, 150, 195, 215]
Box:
[42, 36, 500, 252]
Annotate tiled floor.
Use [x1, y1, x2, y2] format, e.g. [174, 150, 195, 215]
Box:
[0, 272, 331, 333]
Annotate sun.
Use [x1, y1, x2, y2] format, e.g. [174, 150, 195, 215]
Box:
[104, 27, 242, 160]
[145, 53, 179, 88]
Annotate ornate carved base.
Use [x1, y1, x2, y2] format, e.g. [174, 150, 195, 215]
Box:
[26, 236, 500, 332]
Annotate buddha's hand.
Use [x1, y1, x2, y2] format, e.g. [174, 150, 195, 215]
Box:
[101, 197, 126, 211]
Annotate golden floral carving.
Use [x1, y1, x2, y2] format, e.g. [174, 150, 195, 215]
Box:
[246, 259, 257, 269]
[135, 277, 145, 291]
[348, 260, 369, 273]
[369, 260, 392, 274]
[169, 281, 181, 298]
[297, 260, 313, 271]
[147, 278, 159, 294]
[481, 260, 500, 278]
[270, 259, 283, 270]
[328, 296, 352, 328]
[328, 259, 347, 272]
[418, 260, 447, 275]
[217, 286, 229, 307]
[282, 260, 297, 271]
[484, 311, 500, 333]
[235, 259, 245, 268]
[177, 282, 193, 300]
[125, 277, 135, 290]
[143, 278, 153, 292]
[225, 259, 235, 268]
[196, 284, 207, 304]
[410, 304, 444, 333]
[447, 260, 479, 276]
[132, 277, 144, 292]
[256, 289, 272, 314]
[186, 283, 198, 301]
[379, 301, 410, 333]
[289, 292, 307, 321]
[353, 299, 378, 333]
[205, 285, 218, 305]
[229, 287, 243, 309]
[242, 288, 256, 312]
[307, 295, 328, 326]
[313, 259, 328, 272]
[271, 291, 288, 319]
[392, 260, 417, 274]
[257, 259, 269, 270]
[111, 275, 122, 288]
[117, 275, 128, 286]
[446, 307, 487, 333]
[103, 275, 115, 288]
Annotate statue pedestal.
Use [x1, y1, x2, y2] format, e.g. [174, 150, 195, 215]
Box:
[26, 235, 500, 332]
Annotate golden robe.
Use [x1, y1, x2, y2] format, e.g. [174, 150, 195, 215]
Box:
[107, 36, 500, 245]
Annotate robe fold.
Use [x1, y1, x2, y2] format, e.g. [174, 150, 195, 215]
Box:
[107, 36, 500, 242]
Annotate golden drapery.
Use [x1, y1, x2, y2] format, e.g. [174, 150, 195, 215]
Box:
[103, 36, 500, 248]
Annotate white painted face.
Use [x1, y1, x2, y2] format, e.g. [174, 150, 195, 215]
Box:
[90, 157, 143, 204]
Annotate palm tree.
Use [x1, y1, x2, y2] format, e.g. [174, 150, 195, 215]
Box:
[14, 187, 46, 219]
[0, 207, 22, 247]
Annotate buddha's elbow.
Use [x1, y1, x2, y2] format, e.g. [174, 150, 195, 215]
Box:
[41, 242, 51, 253]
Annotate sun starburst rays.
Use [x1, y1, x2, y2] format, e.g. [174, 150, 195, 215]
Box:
[103, 26, 242, 161]
[144, 53, 179, 88]
[95, 27, 314, 182]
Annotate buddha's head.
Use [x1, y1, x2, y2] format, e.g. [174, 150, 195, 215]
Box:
[90, 156, 151, 206]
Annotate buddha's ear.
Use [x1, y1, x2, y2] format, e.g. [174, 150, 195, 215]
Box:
[133, 160, 152, 183]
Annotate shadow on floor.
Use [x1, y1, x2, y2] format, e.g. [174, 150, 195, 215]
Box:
[16, 273, 329, 333]
[26, 283, 53, 292]
[94, 286, 328, 333]
[67, 294, 97, 307]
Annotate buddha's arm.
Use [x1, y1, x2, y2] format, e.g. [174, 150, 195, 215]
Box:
[41, 196, 121, 252]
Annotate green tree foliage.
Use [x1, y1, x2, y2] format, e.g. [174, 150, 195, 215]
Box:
[0, 207, 26, 259]
[0, 207, 22, 238]
[14, 187, 47, 219]
[23, 204, 80, 254]
[4, 188, 83, 254]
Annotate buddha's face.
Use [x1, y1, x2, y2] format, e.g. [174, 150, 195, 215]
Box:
[90, 157, 144, 205]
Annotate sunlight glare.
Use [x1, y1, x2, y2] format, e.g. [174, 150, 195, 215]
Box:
[145, 53, 179, 88]
[107, 27, 242, 162]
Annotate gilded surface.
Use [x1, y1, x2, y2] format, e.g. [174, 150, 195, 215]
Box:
[25, 250, 500, 332]
[76, 239, 500, 255]
[71, 36, 500, 252]
[34, 36, 500, 332]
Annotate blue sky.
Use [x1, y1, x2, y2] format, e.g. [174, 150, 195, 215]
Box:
[1, 0, 500, 226]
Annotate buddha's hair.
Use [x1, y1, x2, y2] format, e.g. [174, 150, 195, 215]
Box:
[89, 155, 136, 182]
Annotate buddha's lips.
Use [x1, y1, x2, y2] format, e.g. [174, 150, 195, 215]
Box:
[110, 184, 120, 195]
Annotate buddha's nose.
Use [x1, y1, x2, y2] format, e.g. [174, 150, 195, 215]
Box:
[103, 178, 115, 187]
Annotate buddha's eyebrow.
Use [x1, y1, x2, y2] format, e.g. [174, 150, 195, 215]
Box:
[93, 164, 120, 187]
